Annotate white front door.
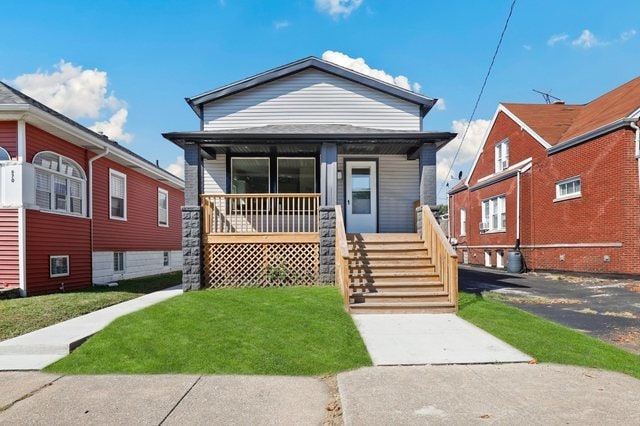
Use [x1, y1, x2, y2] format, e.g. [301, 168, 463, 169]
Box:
[345, 160, 377, 233]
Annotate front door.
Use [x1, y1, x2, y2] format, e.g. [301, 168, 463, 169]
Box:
[345, 160, 377, 233]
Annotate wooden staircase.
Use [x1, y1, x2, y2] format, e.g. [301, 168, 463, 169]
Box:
[346, 233, 456, 313]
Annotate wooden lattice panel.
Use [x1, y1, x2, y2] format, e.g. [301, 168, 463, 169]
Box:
[204, 242, 319, 287]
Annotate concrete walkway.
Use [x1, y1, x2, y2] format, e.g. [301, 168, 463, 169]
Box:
[0, 285, 182, 371]
[353, 313, 531, 365]
[338, 364, 640, 425]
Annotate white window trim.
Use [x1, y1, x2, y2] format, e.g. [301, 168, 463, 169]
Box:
[109, 169, 127, 221]
[460, 208, 466, 237]
[50, 255, 70, 278]
[33, 151, 87, 217]
[495, 139, 509, 173]
[158, 188, 169, 227]
[554, 176, 581, 202]
[230, 157, 270, 194]
[276, 157, 317, 193]
[481, 195, 506, 233]
[113, 251, 126, 272]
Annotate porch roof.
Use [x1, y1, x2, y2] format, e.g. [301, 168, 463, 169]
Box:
[162, 124, 456, 158]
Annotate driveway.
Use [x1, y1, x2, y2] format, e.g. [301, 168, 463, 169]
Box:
[459, 265, 640, 353]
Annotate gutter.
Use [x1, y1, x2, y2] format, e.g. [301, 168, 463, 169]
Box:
[548, 117, 637, 155]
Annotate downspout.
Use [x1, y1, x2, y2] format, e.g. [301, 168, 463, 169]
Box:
[630, 121, 640, 188]
[516, 170, 521, 250]
[88, 148, 109, 286]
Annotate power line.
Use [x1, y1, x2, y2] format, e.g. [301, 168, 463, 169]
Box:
[437, 0, 518, 200]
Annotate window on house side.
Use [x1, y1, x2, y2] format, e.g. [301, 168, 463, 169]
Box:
[113, 252, 125, 272]
[33, 151, 86, 216]
[495, 140, 509, 172]
[460, 208, 466, 236]
[555, 177, 581, 200]
[481, 195, 506, 232]
[158, 188, 169, 227]
[163, 251, 169, 267]
[110, 170, 127, 220]
[0, 146, 10, 161]
[50, 255, 69, 277]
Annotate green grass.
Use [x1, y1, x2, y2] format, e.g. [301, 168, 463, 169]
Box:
[0, 272, 182, 342]
[458, 291, 640, 379]
[46, 287, 372, 376]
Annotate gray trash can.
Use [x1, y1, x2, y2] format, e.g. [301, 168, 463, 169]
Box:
[506, 251, 523, 273]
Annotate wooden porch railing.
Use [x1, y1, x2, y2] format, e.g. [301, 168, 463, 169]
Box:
[335, 204, 351, 309]
[201, 193, 320, 235]
[421, 205, 459, 308]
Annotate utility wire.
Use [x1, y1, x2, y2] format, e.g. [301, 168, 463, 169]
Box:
[437, 0, 517, 200]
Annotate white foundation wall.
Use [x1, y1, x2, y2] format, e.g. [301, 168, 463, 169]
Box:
[92, 250, 182, 284]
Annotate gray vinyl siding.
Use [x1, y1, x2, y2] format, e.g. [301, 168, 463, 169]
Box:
[203, 155, 226, 194]
[202, 69, 421, 131]
[338, 155, 419, 233]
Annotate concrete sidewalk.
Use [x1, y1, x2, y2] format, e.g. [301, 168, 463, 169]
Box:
[339, 364, 640, 425]
[353, 313, 531, 365]
[0, 285, 182, 371]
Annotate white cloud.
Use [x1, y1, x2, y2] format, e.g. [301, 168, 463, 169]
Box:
[547, 33, 568, 46]
[322, 50, 420, 92]
[437, 118, 491, 185]
[571, 29, 607, 48]
[274, 20, 290, 30]
[90, 108, 133, 143]
[315, 0, 363, 18]
[434, 98, 446, 111]
[11, 60, 132, 143]
[523, 44, 532, 51]
[166, 155, 185, 179]
[620, 29, 637, 41]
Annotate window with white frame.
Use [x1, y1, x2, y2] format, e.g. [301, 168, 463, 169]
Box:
[163, 251, 170, 267]
[0, 146, 10, 161]
[495, 139, 509, 172]
[158, 188, 168, 226]
[33, 152, 86, 215]
[50, 255, 69, 277]
[109, 170, 127, 220]
[555, 177, 581, 200]
[460, 208, 467, 236]
[113, 252, 125, 272]
[481, 195, 506, 232]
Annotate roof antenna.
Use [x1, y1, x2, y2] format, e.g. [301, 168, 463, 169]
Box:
[532, 89, 563, 104]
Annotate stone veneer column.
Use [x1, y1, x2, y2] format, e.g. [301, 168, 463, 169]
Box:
[182, 143, 203, 291]
[319, 206, 336, 284]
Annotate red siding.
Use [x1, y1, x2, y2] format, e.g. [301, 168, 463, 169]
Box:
[451, 111, 640, 275]
[92, 157, 183, 251]
[26, 209, 91, 295]
[0, 209, 19, 288]
[0, 121, 17, 159]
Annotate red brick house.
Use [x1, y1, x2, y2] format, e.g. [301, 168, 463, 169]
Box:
[0, 83, 184, 296]
[449, 77, 640, 274]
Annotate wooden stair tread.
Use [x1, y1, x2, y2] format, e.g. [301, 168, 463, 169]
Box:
[351, 291, 449, 297]
[350, 271, 439, 277]
[349, 301, 455, 309]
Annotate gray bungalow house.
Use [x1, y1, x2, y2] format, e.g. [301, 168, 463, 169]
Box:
[164, 57, 459, 313]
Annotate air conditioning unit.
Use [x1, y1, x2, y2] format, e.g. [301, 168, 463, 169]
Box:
[479, 222, 489, 232]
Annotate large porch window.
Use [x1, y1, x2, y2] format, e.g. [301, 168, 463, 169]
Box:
[230, 156, 316, 194]
[230, 158, 270, 194]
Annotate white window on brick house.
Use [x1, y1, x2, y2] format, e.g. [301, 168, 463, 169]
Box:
[158, 188, 169, 227]
[484, 250, 492, 267]
[113, 252, 125, 272]
[555, 176, 581, 201]
[33, 151, 86, 216]
[460, 208, 467, 236]
[481, 195, 506, 232]
[495, 139, 509, 172]
[50, 255, 69, 277]
[109, 169, 127, 220]
[463, 250, 469, 264]
[496, 250, 505, 268]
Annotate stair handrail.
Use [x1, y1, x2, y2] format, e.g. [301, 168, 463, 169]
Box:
[421, 205, 459, 309]
[335, 205, 351, 309]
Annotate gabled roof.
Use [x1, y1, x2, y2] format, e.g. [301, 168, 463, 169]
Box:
[502, 76, 640, 146]
[0, 82, 183, 189]
[186, 56, 437, 118]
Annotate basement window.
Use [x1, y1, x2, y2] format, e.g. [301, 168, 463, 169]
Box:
[113, 252, 125, 273]
[163, 251, 170, 267]
[50, 255, 70, 277]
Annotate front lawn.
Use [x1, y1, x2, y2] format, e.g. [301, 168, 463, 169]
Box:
[458, 291, 640, 379]
[46, 287, 372, 375]
[0, 272, 181, 342]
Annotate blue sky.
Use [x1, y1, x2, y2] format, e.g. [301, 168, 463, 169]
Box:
[1, 0, 638, 202]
